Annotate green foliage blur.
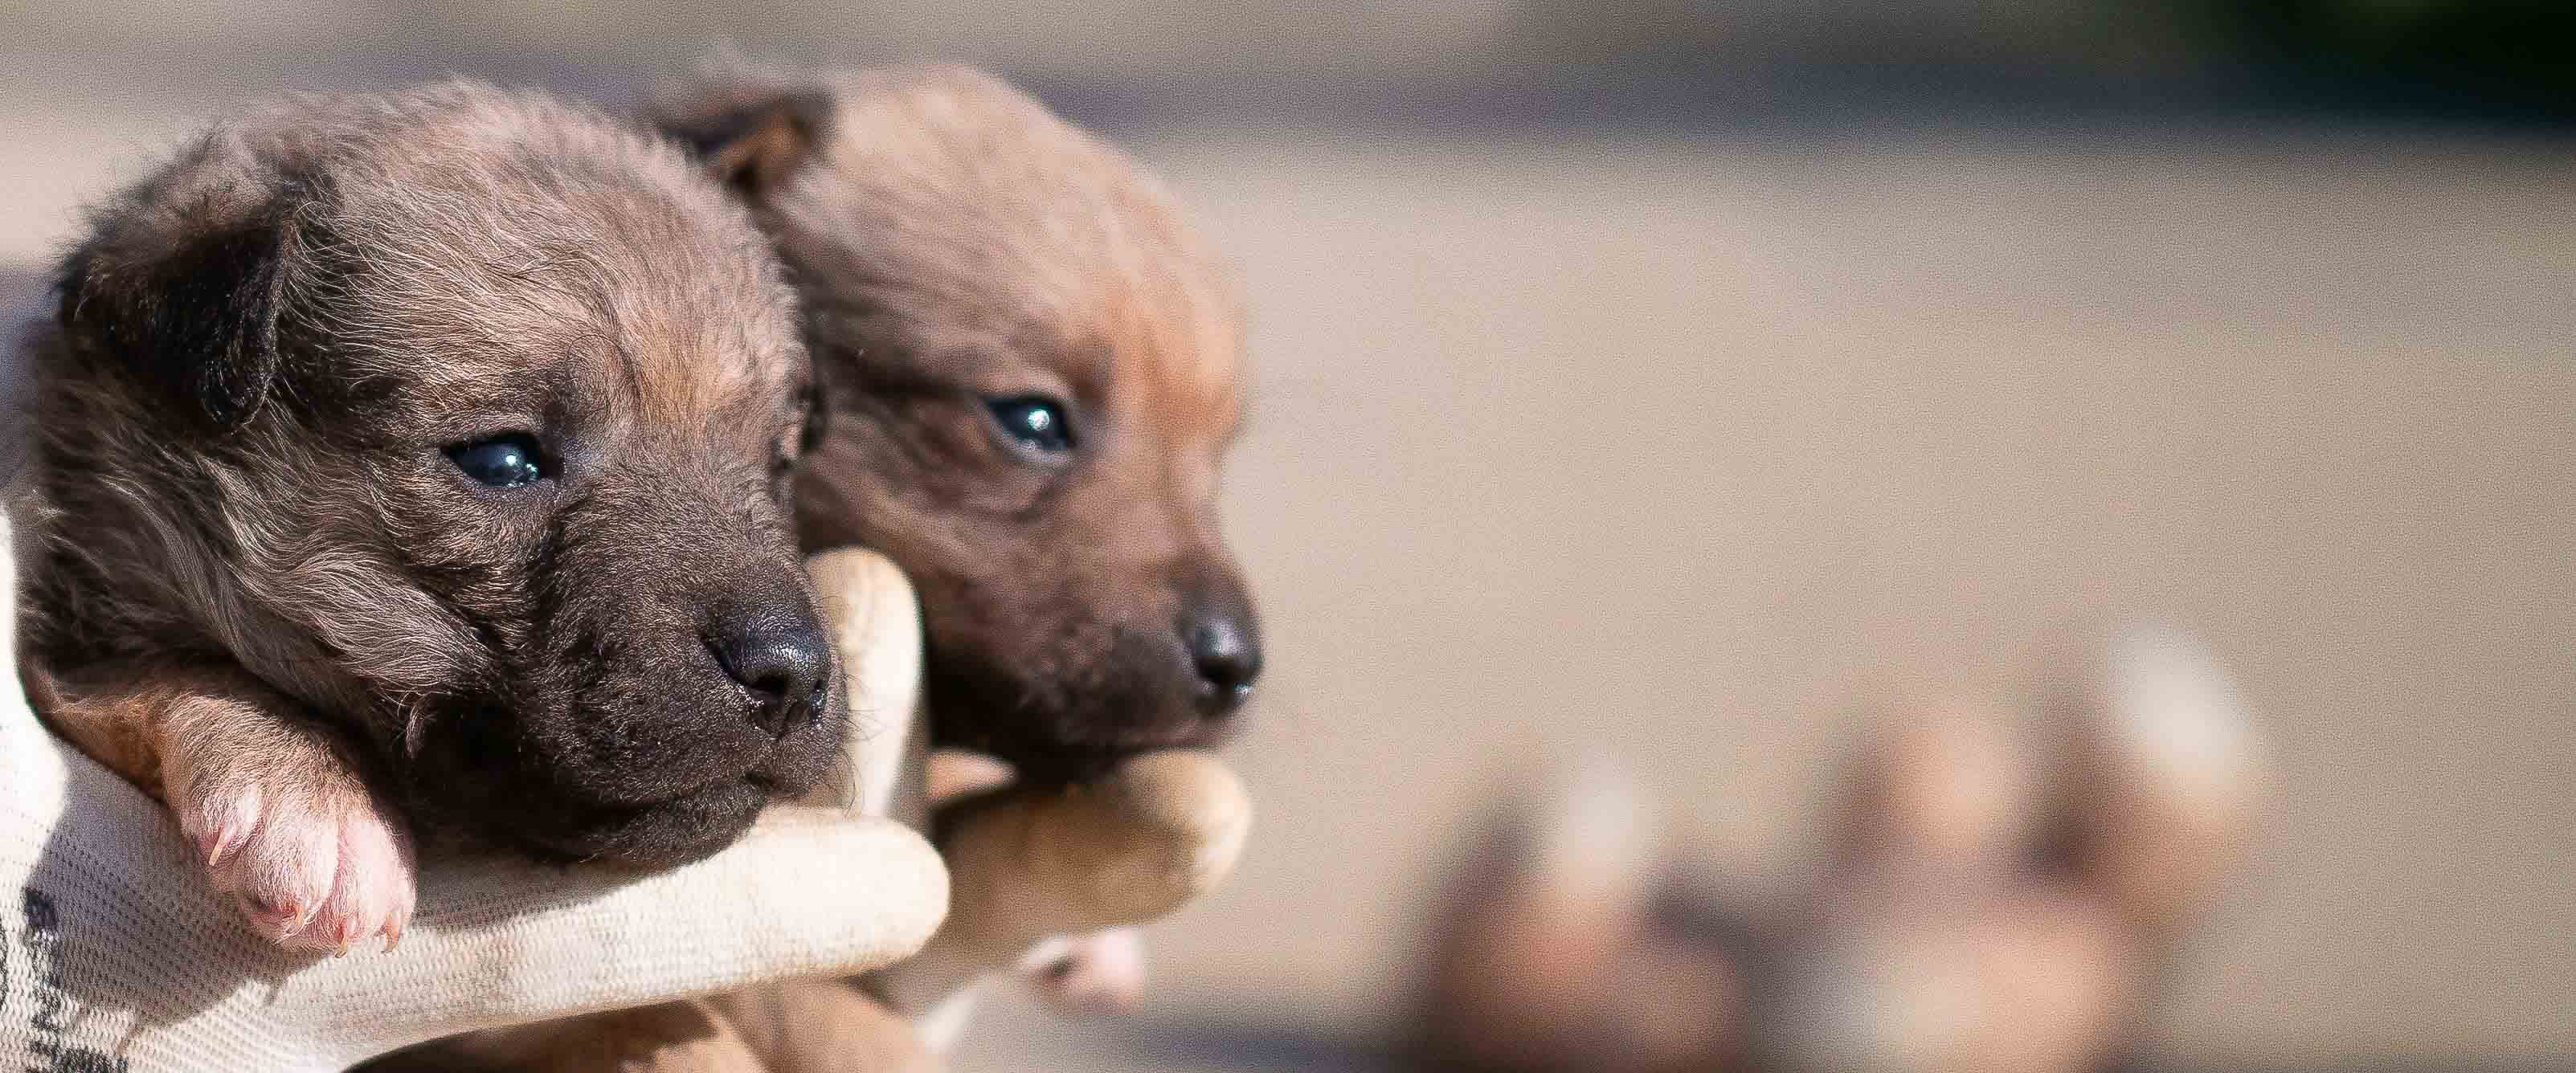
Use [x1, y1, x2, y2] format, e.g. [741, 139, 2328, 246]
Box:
[2189, 0, 2574, 116]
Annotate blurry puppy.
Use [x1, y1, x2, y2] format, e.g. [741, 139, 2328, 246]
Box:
[1407, 627, 2268, 1073]
[10, 81, 842, 954]
[648, 63, 1263, 783]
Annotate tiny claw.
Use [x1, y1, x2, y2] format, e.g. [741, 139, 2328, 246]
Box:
[334, 921, 358, 957]
[249, 896, 313, 939]
[202, 822, 238, 868]
[382, 924, 404, 953]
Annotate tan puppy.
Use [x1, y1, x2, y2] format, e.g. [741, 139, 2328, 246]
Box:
[664, 59, 1263, 1038]
[9, 82, 841, 955]
[649, 63, 1263, 783]
[1408, 626, 2267, 1073]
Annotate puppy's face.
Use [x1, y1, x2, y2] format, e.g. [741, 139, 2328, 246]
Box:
[655, 67, 1261, 779]
[39, 85, 840, 863]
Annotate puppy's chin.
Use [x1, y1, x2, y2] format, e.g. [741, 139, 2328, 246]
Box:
[403, 696, 845, 866]
[922, 652, 1237, 787]
[502, 780, 775, 867]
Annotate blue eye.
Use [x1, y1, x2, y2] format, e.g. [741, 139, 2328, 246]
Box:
[447, 435, 548, 488]
[986, 396, 1075, 453]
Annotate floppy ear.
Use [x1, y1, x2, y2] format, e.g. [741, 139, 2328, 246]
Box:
[1409, 754, 1750, 1071]
[1823, 697, 2043, 871]
[2042, 624, 2267, 939]
[649, 78, 834, 198]
[55, 133, 298, 430]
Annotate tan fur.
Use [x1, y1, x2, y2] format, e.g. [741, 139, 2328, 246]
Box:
[385, 63, 1267, 1072]
[12, 80, 840, 957]
[655, 63, 1262, 775]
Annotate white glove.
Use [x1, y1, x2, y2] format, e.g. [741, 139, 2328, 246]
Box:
[0, 519, 949, 1073]
[864, 749, 1252, 1051]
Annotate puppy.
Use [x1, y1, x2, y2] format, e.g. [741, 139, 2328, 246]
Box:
[648, 63, 1264, 782]
[1406, 627, 2267, 1073]
[382, 63, 1266, 1072]
[10, 81, 842, 954]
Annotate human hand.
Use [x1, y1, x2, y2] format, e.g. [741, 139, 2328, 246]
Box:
[0, 525, 948, 1073]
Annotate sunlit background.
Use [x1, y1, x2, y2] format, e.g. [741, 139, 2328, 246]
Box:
[4, 2, 2571, 1070]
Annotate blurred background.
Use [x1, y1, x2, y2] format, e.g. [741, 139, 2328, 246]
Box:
[3, 2, 2571, 1070]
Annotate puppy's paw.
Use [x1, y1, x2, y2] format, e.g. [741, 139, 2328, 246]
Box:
[176, 763, 417, 955]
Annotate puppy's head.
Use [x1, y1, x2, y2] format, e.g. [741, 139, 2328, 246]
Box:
[35, 82, 837, 864]
[650, 66, 1260, 780]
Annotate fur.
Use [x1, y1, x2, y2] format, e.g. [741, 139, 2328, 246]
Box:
[648, 63, 1262, 781]
[11, 80, 841, 950]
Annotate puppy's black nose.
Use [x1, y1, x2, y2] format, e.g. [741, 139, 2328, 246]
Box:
[1181, 608, 1262, 717]
[709, 616, 832, 738]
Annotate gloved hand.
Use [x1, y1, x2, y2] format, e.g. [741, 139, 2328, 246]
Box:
[0, 520, 949, 1073]
[862, 747, 1253, 1052]
[415, 550, 1255, 1069]
[799, 555, 1256, 1056]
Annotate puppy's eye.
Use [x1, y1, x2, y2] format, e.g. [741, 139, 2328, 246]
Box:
[985, 396, 1075, 453]
[446, 435, 549, 489]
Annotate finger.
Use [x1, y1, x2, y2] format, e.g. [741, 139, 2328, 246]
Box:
[926, 749, 1016, 808]
[290, 808, 947, 1063]
[869, 750, 1249, 1014]
[805, 548, 926, 819]
[959, 750, 1249, 937]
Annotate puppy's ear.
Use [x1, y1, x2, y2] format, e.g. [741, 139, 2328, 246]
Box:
[651, 80, 834, 198]
[56, 133, 301, 430]
[2040, 624, 2267, 940]
[1823, 699, 2042, 871]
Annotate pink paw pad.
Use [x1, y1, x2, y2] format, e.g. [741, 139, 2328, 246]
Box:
[179, 777, 417, 955]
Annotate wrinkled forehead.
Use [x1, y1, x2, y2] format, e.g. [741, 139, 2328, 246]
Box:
[311, 184, 803, 433]
[893, 270, 1237, 392]
[1085, 271, 1245, 447]
[793, 94, 1243, 439]
[811, 204, 1244, 445]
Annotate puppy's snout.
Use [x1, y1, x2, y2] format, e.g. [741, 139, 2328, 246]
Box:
[708, 613, 832, 738]
[1179, 599, 1262, 717]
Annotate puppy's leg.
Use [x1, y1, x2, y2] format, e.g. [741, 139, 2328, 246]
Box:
[28, 659, 416, 953]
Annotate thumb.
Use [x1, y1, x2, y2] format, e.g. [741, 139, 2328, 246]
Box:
[869, 750, 1250, 1015]
[805, 547, 926, 819]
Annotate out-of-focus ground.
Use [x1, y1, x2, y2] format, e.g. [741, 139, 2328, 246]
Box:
[954, 130, 2576, 1073]
[4, 3, 2571, 1070]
